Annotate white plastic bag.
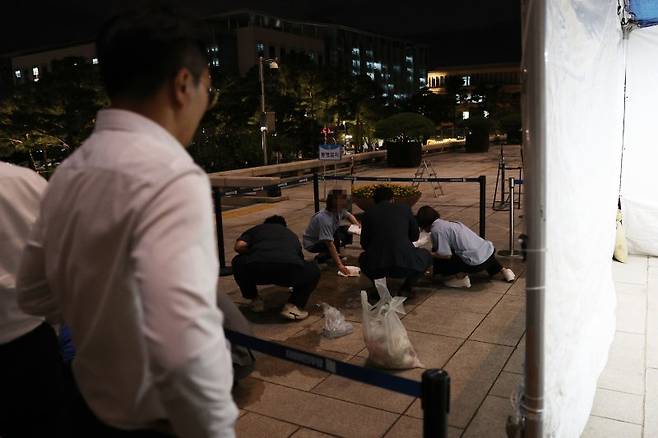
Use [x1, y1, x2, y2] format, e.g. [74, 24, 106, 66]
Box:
[321, 303, 354, 339]
[360, 279, 423, 369]
[613, 209, 628, 263]
[413, 231, 431, 249]
[337, 265, 361, 277]
[348, 224, 362, 236]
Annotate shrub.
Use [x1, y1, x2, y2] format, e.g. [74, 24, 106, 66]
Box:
[374, 112, 436, 142]
[352, 184, 421, 199]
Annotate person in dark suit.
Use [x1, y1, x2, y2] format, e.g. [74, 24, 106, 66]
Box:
[358, 186, 432, 296]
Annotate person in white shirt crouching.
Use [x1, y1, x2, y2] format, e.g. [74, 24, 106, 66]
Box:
[16, 7, 238, 438]
[416, 206, 515, 289]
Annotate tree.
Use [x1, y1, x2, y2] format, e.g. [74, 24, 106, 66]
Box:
[0, 57, 107, 173]
[403, 87, 454, 125]
[374, 112, 436, 143]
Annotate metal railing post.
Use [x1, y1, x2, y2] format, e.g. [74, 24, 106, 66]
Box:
[422, 369, 450, 438]
[498, 178, 522, 258]
[313, 173, 320, 213]
[212, 188, 230, 276]
[479, 175, 486, 238]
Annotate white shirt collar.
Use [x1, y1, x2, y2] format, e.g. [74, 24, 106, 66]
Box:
[94, 108, 184, 153]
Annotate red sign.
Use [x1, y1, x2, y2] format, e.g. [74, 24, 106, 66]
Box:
[321, 127, 334, 135]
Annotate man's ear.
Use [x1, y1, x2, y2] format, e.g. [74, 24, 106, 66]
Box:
[172, 67, 193, 107]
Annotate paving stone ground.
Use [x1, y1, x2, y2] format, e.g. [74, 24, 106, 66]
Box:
[222, 145, 530, 437]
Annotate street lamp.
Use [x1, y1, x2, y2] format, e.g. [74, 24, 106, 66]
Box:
[259, 56, 279, 165]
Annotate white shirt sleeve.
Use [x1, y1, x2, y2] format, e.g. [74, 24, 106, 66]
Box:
[17, 213, 62, 324]
[131, 171, 237, 438]
[431, 228, 453, 257]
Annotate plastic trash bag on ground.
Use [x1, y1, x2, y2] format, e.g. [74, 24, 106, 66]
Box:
[360, 279, 423, 369]
[320, 303, 354, 338]
[613, 209, 628, 263]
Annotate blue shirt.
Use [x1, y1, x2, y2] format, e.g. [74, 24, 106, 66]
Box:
[430, 219, 494, 265]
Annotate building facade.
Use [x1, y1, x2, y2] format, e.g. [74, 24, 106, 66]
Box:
[427, 63, 521, 95]
[205, 10, 428, 98]
[8, 42, 97, 85]
[1, 10, 428, 99]
[427, 63, 521, 121]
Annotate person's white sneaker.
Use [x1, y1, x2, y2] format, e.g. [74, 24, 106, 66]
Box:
[280, 303, 309, 320]
[250, 297, 266, 313]
[501, 268, 516, 282]
[444, 275, 471, 289]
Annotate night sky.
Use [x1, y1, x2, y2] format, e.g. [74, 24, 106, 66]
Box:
[1, 0, 521, 66]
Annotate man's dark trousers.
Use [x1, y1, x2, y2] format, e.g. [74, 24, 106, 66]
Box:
[232, 257, 321, 308]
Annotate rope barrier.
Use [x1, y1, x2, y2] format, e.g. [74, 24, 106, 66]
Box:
[225, 329, 422, 397]
[225, 329, 450, 437]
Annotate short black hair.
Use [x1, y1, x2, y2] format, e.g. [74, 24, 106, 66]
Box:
[416, 205, 440, 229]
[373, 186, 394, 204]
[264, 215, 287, 227]
[96, 7, 210, 100]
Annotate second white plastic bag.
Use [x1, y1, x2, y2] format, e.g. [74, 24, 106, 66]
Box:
[360, 279, 423, 369]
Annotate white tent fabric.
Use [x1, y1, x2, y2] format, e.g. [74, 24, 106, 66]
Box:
[621, 25, 658, 256]
[542, 0, 623, 435]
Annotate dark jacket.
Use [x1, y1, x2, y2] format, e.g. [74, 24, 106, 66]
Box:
[359, 202, 430, 274]
[236, 223, 304, 267]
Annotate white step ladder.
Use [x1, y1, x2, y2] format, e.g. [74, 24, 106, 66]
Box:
[413, 160, 444, 197]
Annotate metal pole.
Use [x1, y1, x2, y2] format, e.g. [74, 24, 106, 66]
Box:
[479, 175, 486, 238]
[313, 173, 320, 213]
[212, 188, 230, 276]
[521, 0, 546, 435]
[259, 56, 268, 166]
[498, 178, 522, 258]
[422, 369, 450, 438]
[509, 177, 515, 251]
[500, 160, 507, 206]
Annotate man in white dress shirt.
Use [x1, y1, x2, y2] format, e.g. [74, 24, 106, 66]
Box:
[0, 162, 65, 437]
[16, 7, 237, 437]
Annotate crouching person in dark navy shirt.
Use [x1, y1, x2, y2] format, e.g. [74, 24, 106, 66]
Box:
[233, 215, 321, 320]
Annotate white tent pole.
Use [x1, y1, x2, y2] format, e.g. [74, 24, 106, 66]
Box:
[521, 0, 546, 436]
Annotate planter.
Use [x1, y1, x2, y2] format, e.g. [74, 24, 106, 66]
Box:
[352, 192, 422, 212]
[505, 128, 522, 145]
[385, 141, 422, 167]
[465, 126, 490, 153]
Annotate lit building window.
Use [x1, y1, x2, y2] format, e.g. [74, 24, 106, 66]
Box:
[352, 47, 360, 56]
[352, 60, 360, 69]
[373, 62, 382, 71]
[462, 111, 470, 120]
[463, 75, 471, 86]
[484, 110, 490, 118]
[32, 67, 39, 77]
[405, 55, 413, 63]
[419, 77, 426, 85]
[256, 42, 265, 56]
[92, 58, 99, 65]
[212, 58, 219, 67]
[14, 70, 21, 79]
[367, 72, 375, 80]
